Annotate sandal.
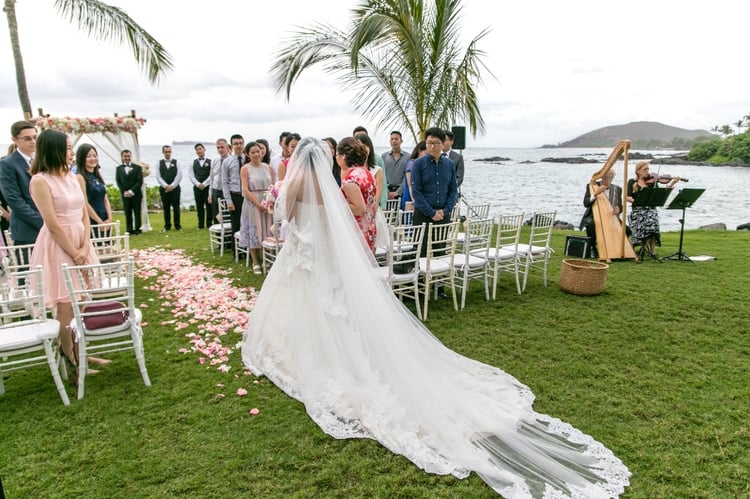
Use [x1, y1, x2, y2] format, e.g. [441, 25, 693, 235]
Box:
[252, 264, 262, 275]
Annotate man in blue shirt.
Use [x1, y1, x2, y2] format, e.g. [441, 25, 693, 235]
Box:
[410, 126, 458, 258]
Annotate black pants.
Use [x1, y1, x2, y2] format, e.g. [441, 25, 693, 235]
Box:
[122, 192, 142, 234]
[229, 192, 244, 246]
[159, 186, 181, 230]
[211, 188, 223, 225]
[194, 186, 211, 229]
[413, 208, 451, 258]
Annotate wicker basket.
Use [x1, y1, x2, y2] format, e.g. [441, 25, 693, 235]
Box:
[559, 259, 609, 296]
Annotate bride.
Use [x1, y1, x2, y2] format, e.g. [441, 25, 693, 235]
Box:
[242, 137, 630, 498]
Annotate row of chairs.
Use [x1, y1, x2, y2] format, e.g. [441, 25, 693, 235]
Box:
[0, 224, 148, 405]
[377, 210, 557, 320]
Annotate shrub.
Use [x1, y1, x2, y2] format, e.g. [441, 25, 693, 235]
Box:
[106, 185, 162, 210]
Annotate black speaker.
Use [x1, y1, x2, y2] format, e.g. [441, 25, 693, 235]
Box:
[451, 126, 466, 150]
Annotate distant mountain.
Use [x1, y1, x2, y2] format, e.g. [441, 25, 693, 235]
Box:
[544, 121, 713, 149]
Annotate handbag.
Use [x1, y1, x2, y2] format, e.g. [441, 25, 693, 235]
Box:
[82, 301, 129, 330]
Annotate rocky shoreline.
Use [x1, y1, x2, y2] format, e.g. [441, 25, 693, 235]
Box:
[476, 153, 749, 167]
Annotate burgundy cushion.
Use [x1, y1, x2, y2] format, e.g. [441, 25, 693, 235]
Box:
[82, 301, 129, 330]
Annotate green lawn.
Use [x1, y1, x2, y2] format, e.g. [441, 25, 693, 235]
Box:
[1, 211, 748, 498]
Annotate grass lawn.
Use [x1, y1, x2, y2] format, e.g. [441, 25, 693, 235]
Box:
[1, 211, 749, 498]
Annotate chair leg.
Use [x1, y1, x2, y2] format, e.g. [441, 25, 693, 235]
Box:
[133, 328, 151, 387]
[45, 341, 70, 406]
[77, 334, 86, 401]
[412, 280, 423, 320]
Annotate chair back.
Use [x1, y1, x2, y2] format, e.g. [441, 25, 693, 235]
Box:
[1, 243, 35, 275]
[382, 209, 399, 227]
[92, 234, 130, 263]
[463, 217, 494, 258]
[423, 221, 459, 271]
[385, 198, 400, 212]
[0, 266, 46, 326]
[385, 223, 425, 280]
[398, 209, 414, 227]
[527, 211, 556, 252]
[464, 203, 491, 220]
[90, 220, 121, 239]
[496, 213, 525, 254]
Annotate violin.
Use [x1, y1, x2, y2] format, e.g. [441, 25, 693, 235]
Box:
[644, 174, 688, 185]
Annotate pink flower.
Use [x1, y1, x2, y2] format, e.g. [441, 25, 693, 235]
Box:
[249, 408, 260, 415]
[236, 388, 248, 396]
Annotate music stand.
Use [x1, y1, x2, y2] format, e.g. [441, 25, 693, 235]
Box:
[664, 188, 705, 262]
[632, 186, 671, 262]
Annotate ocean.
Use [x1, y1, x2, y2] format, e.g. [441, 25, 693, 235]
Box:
[16, 142, 749, 233]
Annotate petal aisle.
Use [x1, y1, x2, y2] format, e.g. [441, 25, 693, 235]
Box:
[132, 247, 257, 373]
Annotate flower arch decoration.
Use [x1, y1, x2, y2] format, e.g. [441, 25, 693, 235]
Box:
[34, 116, 146, 134]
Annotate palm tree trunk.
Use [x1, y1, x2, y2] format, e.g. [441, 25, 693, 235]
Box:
[3, 0, 32, 118]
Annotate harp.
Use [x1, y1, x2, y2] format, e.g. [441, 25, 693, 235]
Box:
[589, 140, 637, 262]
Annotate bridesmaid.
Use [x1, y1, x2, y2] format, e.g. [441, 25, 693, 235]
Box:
[75, 144, 112, 232]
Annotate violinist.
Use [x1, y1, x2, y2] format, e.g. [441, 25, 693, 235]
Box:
[580, 169, 626, 259]
[626, 161, 681, 259]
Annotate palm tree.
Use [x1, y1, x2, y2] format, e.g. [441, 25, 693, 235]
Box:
[719, 125, 733, 138]
[3, 0, 174, 119]
[270, 0, 491, 143]
[735, 119, 744, 134]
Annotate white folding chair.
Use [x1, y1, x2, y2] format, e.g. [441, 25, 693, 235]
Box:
[62, 257, 150, 400]
[1, 242, 35, 275]
[487, 213, 525, 297]
[209, 199, 233, 256]
[375, 223, 426, 319]
[90, 220, 121, 239]
[0, 266, 69, 405]
[398, 209, 414, 227]
[261, 220, 284, 274]
[453, 217, 493, 310]
[385, 198, 400, 212]
[418, 221, 459, 320]
[92, 234, 130, 263]
[519, 211, 557, 292]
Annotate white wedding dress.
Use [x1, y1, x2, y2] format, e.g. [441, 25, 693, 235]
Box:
[242, 138, 630, 498]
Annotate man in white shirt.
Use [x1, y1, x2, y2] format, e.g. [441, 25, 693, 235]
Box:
[188, 143, 212, 229]
[156, 145, 183, 231]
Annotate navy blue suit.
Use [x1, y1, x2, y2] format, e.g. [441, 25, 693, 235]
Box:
[0, 150, 42, 244]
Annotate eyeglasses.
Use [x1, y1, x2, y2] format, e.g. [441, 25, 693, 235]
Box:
[17, 135, 37, 142]
[425, 140, 442, 147]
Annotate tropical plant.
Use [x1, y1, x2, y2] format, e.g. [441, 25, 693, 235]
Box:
[719, 125, 734, 138]
[270, 0, 492, 143]
[3, 0, 174, 118]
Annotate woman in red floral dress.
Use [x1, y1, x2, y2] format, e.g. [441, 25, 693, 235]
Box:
[336, 137, 378, 252]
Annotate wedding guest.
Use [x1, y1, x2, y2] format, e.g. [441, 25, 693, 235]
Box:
[0, 120, 42, 246]
[355, 133, 387, 209]
[323, 137, 340, 186]
[401, 141, 427, 211]
[256, 138, 272, 165]
[382, 130, 409, 200]
[188, 143, 212, 229]
[410, 127, 458, 259]
[269, 131, 290, 177]
[222, 134, 245, 247]
[75, 144, 112, 231]
[28, 129, 103, 377]
[115, 149, 143, 235]
[442, 130, 465, 189]
[207, 138, 229, 225]
[156, 145, 182, 231]
[238, 142, 274, 274]
[336, 137, 377, 252]
[277, 132, 300, 181]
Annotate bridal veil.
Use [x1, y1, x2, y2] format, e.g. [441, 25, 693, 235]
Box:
[242, 137, 630, 498]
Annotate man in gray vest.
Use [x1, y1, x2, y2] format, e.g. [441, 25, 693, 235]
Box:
[189, 143, 211, 229]
[156, 145, 182, 231]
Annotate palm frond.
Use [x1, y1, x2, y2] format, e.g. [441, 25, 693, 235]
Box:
[54, 0, 173, 84]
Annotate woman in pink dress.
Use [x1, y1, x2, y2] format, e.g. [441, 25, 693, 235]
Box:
[29, 130, 101, 373]
[336, 137, 378, 252]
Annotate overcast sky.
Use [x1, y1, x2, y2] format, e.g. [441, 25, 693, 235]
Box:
[1, 0, 747, 148]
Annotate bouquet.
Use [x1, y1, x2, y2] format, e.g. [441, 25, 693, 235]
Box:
[261, 181, 283, 213]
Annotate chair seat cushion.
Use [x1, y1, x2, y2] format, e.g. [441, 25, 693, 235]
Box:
[488, 247, 517, 260]
[209, 223, 232, 232]
[82, 301, 129, 331]
[419, 257, 451, 274]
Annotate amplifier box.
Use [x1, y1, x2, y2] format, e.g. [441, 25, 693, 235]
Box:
[565, 235, 591, 258]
